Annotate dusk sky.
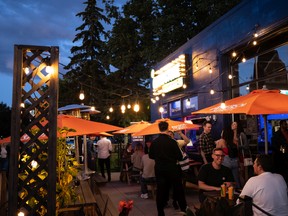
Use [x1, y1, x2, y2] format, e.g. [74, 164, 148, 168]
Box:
[0, 0, 125, 107]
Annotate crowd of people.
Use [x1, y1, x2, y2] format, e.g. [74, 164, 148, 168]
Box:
[118, 119, 288, 216]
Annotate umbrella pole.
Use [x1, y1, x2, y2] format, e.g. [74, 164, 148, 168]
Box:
[83, 135, 88, 174]
[75, 136, 79, 163]
[263, 115, 268, 154]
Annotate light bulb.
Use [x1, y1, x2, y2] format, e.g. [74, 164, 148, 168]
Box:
[18, 212, 25, 216]
[209, 67, 212, 73]
[31, 160, 38, 169]
[109, 107, 113, 112]
[220, 102, 226, 109]
[106, 115, 110, 120]
[161, 93, 165, 97]
[210, 89, 215, 95]
[155, 96, 159, 101]
[91, 106, 95, 111]
[134, 104, 140, 112]
[228, 74, 233, 79]
[246, 86, 250, 91]
[20, 103, 25, 108]
[46, 66, 53, 74]
[183, 84, 187, 89]
[127, 104, 131, 109]
[186, 99, 191, 106]
[159, 106, 164, 113]
[121, 104, 126, 112]
[79, 90, 85, 100]
[254, 33, 258, 38]
[24, 67, 29, 74]
[232, 51, 237, 57]
[242, 57, 246, 63]
[253, 40, 257, 46]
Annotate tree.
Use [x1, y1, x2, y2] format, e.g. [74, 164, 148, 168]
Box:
[0, 102, 11, 138]
[61, 0, 112, 108]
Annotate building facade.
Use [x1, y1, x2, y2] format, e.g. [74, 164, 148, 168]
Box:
[150, 0, 288, 146]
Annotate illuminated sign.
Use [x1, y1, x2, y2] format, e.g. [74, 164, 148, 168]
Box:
[152, 54, 186, 94]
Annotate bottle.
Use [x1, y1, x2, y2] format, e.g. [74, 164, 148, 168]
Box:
[228, 186, 234, 200]
[220, 184, 226, 197]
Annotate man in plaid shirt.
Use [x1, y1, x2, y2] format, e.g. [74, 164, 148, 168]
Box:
[199, 121, 215, 164]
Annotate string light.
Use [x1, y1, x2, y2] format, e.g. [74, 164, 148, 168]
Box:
[209, 65, 212, 73]
[228, 74, 233, 79]
[79, 89, 85, 100]
[186, 98, 191, 106]
[210, 89, 215, 95]
[109, 106, 113, 112]
[242, 57, 246, 62]
[133, 103, 140, 112]
[232, 51, 237, 57]
[220, 102, 226, 109]
[24, 67, 30, 74]
[106, 115, 110, 120]
[182, 84, 187, 89]
[46, 66, 53, 74]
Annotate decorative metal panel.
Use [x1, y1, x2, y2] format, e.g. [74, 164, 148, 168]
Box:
[9, 45, 59, 216]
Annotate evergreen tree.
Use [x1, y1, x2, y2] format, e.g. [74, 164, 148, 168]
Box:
[62, 0, 111, 107]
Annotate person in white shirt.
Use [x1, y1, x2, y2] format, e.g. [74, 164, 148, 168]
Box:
[97, 135, 113, 182]
[238, 154, 288, 216]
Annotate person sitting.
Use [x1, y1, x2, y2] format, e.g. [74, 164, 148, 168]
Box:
[131, 143, 144, 182]
[140, 141, 156, 199]
[120, 143, 134, 182]
[197, 148, 235, 203]
[238, 154, 288, 216]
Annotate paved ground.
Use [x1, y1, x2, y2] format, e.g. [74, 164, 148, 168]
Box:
[93, 172, 201, 216]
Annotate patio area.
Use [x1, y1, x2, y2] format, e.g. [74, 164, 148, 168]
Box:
[93, 172, 200, 216]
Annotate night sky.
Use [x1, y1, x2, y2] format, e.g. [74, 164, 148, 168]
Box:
[0, 0, 125, 106]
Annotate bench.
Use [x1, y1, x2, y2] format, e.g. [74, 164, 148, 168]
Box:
[58, 180, 99, 216]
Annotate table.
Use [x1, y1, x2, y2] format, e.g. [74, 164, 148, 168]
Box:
[201, 191, 243, 215]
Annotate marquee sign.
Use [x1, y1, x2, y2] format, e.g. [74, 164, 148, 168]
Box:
[151, 54, 187, 95]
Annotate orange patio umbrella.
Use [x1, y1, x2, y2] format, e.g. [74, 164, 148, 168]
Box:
[0, 137, 11, 144]
[0, 133, 48, 144]
[192, 89, 288, 115]
[132, 118, 200, 136]
[192, 89, 288, 154]
[113, 121, 151, 134]
[39, 114, 123, 137]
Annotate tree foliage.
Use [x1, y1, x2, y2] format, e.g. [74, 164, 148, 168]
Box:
[60, 0, 241, 126]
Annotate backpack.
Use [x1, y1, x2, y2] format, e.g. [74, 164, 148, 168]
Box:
[227, 143, 238, 158]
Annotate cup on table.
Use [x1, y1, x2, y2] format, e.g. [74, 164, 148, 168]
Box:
[228, 186, 234, 200]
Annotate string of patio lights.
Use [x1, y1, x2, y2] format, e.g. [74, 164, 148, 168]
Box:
[153, 23, 287, 114]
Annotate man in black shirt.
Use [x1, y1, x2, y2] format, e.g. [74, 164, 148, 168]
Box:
[149, 121, 188, 216]
[198, 148, 234, 203]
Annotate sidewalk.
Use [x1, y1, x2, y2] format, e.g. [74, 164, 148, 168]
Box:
[93, 172, 201, 216]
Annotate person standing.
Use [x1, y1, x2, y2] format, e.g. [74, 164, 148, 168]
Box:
[272, 120, 288, 182]
[140, 141, 156, 199]
[238, 154, 288, 215]
[199, 121, 215, 164]
[87, 135, 97, 171]
[97, 135, 113, 182]
[217, 124, 241, 189]
[149, 121, 188, 216]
